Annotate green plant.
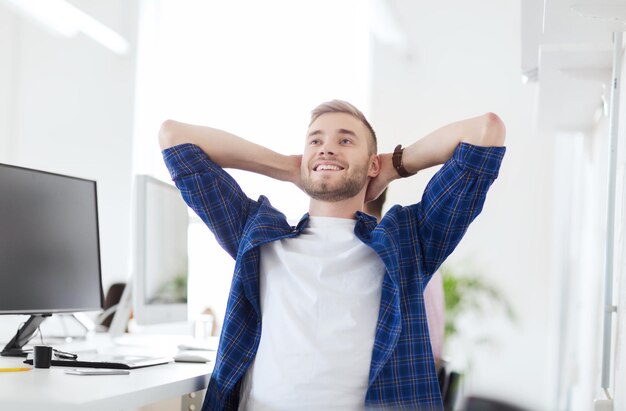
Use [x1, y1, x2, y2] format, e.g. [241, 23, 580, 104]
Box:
[440, 263, 516, 341]
[149, 273, 188, 304]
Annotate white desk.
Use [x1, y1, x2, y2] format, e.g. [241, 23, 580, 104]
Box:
[0, 334, 215, 411]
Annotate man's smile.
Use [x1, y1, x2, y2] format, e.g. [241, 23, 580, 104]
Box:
[312, 161, 345, 172]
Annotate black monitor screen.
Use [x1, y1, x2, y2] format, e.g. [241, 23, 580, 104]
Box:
[0, 163, 103, 314]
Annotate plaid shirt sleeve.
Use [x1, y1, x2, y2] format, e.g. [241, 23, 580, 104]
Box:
[412, 142, 506, 278]
[161, 143, 255, 260]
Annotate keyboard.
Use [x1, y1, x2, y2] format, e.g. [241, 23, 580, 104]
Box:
[24, 354, 172, 369]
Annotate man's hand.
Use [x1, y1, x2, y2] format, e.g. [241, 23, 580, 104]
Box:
[287, 155, 303, 191]
[365, 154, 398, 203]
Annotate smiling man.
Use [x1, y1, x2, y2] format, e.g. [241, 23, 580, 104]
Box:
[159, 100, 506, 411]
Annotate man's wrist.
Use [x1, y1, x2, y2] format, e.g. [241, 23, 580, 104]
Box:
[380, 153, 400, 184]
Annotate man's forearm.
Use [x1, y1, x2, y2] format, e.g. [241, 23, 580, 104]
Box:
[365, 113, 506, 202]
[158, 120, 300, 184]
[401, 112, 506, 174]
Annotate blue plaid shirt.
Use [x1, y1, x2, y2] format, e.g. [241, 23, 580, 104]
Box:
[163, 142, 505, 410]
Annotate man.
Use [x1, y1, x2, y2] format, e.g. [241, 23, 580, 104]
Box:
[159, 100, 506, 410]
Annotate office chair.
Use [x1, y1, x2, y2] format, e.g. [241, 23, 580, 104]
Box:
[97, 283, 126, 329]
[461, 395, 529, 411]
[438, 362, 462, 411]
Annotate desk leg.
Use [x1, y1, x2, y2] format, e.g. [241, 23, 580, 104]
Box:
[181, 389, 205, 411]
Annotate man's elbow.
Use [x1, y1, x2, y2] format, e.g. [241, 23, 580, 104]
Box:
[159, 119, 182, 150]
[479, 112, 506, 146]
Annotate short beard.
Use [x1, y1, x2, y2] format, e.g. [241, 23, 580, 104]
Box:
[301, 168, 368, 202]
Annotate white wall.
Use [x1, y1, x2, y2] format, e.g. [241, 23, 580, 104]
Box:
[555, 121, 609, 410]
[0, 0, 139, 336]
[0, 5, 18, 162]
[371, 1, 554, 409]
[546, 35, 625, 411]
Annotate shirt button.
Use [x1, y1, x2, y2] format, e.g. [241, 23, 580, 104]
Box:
[243, 356, 250, 362]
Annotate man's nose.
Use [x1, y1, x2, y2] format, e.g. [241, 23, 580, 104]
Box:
[319, 141, 336, 156]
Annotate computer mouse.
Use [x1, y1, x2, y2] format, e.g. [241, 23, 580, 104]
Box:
[173, 352, 212, 363]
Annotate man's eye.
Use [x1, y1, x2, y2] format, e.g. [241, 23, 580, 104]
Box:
[310, 139, 320, 145]
[340, 138, 352, 144]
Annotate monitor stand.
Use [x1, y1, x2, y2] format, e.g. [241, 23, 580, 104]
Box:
[42, 313, 96, 341]
[1, 314, 51, 357]
[65, 312, 96, 334]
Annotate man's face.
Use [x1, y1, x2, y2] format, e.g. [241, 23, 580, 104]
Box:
[301, 112, 376, 202]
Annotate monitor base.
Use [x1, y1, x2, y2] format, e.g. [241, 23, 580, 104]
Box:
[0, 348, 30, 357]
[1, 314, 50, 357]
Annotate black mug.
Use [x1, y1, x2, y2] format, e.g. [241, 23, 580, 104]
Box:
[33, 345, 53, 368]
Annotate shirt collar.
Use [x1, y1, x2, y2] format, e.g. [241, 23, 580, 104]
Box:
[295, 211, 378, 234]
[355, 210, 378, 226]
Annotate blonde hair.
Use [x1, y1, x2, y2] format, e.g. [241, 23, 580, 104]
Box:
[309, 100, 377, 154]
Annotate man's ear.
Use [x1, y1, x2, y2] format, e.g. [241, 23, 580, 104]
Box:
[368, 154, 381, 177]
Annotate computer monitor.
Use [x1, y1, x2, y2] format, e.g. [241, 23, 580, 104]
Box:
[132, 175, 188, 326]
[0, 163, 103, 356]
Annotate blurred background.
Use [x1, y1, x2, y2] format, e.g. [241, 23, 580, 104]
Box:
[0, 0, 625, 410]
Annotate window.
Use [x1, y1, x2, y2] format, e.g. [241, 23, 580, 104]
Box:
[132, 0, 372, 331]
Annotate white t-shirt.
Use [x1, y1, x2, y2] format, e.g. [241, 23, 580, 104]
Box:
[238, 216, 385, 411]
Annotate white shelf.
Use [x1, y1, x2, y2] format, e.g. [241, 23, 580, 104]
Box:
[522, 0, 622, 133]
[570, 3, 626, 24]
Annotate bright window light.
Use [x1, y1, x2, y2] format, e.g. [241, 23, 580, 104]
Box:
[2, 0, 130, 55]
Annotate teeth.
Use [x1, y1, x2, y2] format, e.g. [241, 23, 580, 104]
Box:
[316, 164, 342, 171]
